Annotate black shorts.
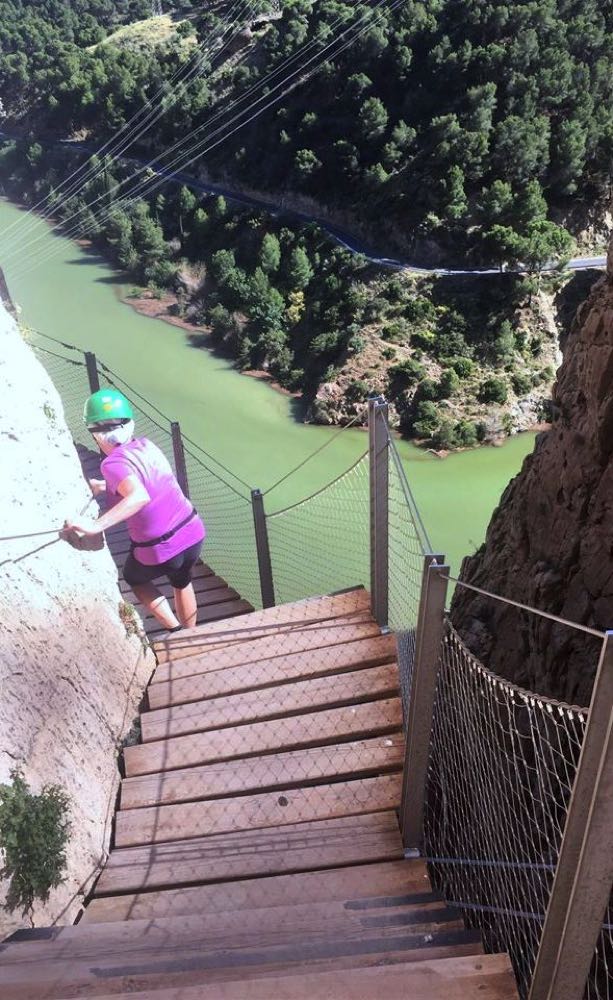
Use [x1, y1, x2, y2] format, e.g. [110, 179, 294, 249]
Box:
[123, 539, 203, 590]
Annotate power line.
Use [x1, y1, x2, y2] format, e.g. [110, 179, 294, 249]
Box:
[0, 0, 257, 260]
[10, 0, 399, 277]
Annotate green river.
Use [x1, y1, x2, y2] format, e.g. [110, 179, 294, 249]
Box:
[0, 198, 536, 576]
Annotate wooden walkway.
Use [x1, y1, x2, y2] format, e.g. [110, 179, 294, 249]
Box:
[0, 588, 518, 998]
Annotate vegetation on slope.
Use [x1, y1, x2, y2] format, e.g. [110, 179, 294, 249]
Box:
[0, 0, 610, 445]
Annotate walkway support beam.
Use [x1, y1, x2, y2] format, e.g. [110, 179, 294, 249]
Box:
[369, 396, 389, 628]
[84, 352, 100, 393]
[529, 631, 613, 1000]
[251, 489, 275, 610]
[400, 556, 449, 849]
[171, 421, 190, 499]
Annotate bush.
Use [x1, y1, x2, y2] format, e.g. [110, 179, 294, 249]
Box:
[437, 368, 460, 398]
[381, 346, 396, 360]
[454, 419, 479, 447]
[478, 377, 508, 404]
[431, 419, 458, 450]
[450, 356, 474, 378]
[387, 359, 425, 394]
[412, 400, 439, 437]
[512, 372, 532, 395]
[381, 318, 410, 344]
[0, 770, 71, 919]
[416, 380, 437, 403]
[345, 379, 370, 403]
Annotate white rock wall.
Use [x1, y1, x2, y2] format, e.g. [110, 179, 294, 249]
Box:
[0, 303, 153, 938]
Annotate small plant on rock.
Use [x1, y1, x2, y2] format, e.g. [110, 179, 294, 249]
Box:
[0, 770, 71, 922]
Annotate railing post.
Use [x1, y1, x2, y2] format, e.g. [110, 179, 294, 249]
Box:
[251, 489, 275, 609]
[400, 556, 449, 848]
[528, 631, 613, 1000]
[84, 351, 100, 393]
[368, 396, 389, 627]
[171, 421, 190, 499]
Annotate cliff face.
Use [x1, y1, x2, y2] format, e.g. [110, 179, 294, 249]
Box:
[451, 245, 613, 708]
[0, 305, 153, 938]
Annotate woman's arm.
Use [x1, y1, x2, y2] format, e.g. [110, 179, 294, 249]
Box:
[65, 475, 150, 536]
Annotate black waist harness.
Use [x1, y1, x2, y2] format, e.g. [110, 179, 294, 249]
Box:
[130, 507, 197, 550]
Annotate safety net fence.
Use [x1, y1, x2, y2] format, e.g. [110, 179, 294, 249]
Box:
[387, 432, 431, 723]
[27, 334, 262, 609]
[423, 619, 612, 999]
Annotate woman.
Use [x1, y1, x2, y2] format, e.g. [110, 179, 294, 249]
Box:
[65, 388, 205, 632]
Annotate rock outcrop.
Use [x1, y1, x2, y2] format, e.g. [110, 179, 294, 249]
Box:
[451, 244, 613, 708]
[0, 305, 153, 938]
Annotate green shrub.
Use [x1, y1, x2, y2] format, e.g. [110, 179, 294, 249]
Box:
[512, 372, 532, 395]
[431, 419, 458, 450]
[418, 378, 439, 401]
[381, 346, 396, 361]
[454, 419, 479, 447]
[478, 377, 508, 404]
[0, 770, 71, 919]
[381, 318, 410, 344]
[450, 357, 474, 378]
[412, 400, 439, 437]
[345, 379, 370, 402]
[437, 368, 460, 399]
[387, 359, 425, 395]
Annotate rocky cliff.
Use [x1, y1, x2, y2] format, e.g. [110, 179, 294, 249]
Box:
[0, 304, 153, 938]
[451, 244, 613, 708]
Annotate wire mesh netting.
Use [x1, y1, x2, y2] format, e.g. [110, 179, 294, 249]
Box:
[29, 337, 262, 610]
[29, 342, 92, 449]
[266, 451, 370, 605]
[183, 445, 261, 610]
[423, 620, 612, 999]
[387, 435, 430, 724]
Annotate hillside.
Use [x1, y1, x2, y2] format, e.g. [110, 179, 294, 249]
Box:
[0, 0, 611, 446]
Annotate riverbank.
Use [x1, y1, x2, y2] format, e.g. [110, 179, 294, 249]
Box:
[121, 286, 302, 401]
[0, 196, 539, 576]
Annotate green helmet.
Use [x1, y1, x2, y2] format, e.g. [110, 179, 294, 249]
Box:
[84, 388, 134, 428]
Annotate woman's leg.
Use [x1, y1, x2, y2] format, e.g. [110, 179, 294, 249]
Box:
[131, 583, 181, 629]
[173, 583, 198, 628]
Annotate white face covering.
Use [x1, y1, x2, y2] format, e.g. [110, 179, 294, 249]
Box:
[92, 420, 135, 448]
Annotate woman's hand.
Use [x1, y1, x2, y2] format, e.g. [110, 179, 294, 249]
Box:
[88, 478, 106, 496]
[63, 517, 102, 537]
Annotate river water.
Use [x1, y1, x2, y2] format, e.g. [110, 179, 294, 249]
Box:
[0, 198, 536, 574]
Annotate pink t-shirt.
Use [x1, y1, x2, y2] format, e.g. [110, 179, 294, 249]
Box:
[101, 437, 205, 565]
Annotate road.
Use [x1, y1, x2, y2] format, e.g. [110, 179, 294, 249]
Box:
[3, 131, 608, 276]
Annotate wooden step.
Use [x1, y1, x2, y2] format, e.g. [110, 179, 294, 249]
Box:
[148, 633, 396, 708]
[124, 697, 402, 776]
[0, 931, 492, 998]
[114, 772, 402, 847]
[94, 811, 404, 895]
[141, 663, 399, 742]
[153, 588, 371, 662]
[79, 955, 515, 1000]
[151, 617, 381, 685]
[143, 598, 253, 635]
[120, 735, 404, 809]
[82, 859, 431, 923]
[7, 895, 461, 949]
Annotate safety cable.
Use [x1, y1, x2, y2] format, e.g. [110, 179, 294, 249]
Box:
[10, 0, 398, 275]
[267, 449, 369, 518]
[0, 495, 97, 567]
[446, 572, 605, 639]
[263, 415, 361, 497]
[98, 361, 254, 493]
[0, 0, 256, 257]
